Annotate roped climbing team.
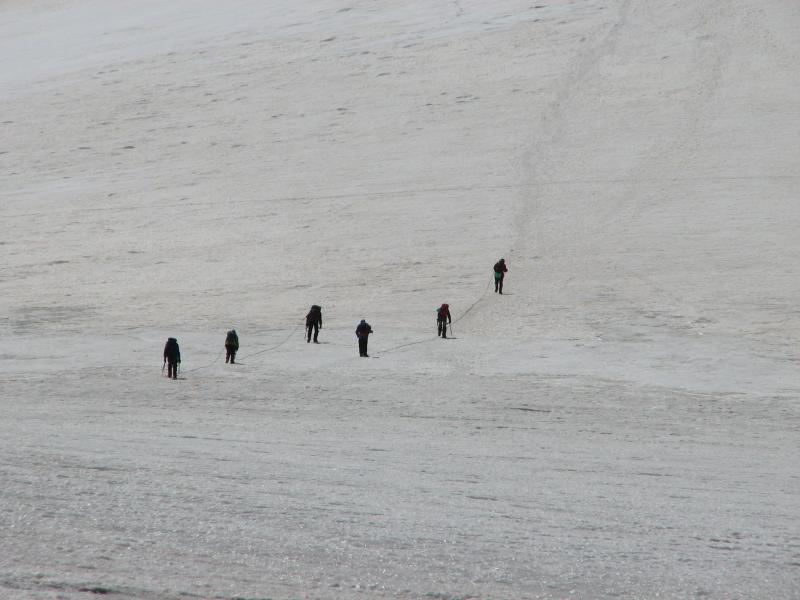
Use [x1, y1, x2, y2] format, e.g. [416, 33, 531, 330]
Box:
[162, 258, 507, 376]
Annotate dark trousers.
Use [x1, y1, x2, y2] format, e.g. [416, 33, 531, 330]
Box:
[437, 320, 449, 337]
[167, 361, 178, 379]
[358, 337, 369, 356]
[495, 275, 504, 293]
[307, 323, 319, 343]
[225, 345, 236, 363]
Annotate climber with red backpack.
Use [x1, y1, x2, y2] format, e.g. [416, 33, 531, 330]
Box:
[436, 303, 451, 338]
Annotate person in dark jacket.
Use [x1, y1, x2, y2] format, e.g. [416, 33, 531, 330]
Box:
[224, 329, 239, 363]
[437, 303, 451, 338]
[163, 337, 181, 379]
[355, 319, 373, 357]
[493, 258, 508, 294]
[306, 305, 322, 343]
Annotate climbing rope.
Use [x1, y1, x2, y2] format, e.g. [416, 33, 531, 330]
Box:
[237, 321, 304, 361]
[183, 349, 224, 373]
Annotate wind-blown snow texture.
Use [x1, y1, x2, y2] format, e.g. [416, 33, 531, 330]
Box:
[2, 1, 799, 598]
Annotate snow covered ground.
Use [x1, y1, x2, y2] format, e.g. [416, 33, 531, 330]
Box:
[1, 0, 799, 598]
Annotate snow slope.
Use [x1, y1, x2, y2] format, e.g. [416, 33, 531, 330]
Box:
[1, 1, 799, 598]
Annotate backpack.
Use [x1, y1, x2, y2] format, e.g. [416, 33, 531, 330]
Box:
[164, 338, 180, 360]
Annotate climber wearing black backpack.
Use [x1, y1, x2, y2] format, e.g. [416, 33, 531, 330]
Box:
[163, 337, 181, 379]
[224, 329, 239, 363]
[306, 305, 322, 343]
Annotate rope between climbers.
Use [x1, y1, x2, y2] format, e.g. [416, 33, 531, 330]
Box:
[183, 349, 224, 373]
[238, 321, 304, 360]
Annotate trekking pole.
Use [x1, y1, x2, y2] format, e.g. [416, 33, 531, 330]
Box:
[162, 361, 166, 375]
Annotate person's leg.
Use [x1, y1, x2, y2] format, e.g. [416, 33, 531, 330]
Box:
[307, 325, 311, 343]
[168, 362, 175, 378]
[499, 275, 504, 294]
[313, 323, 319, 343]
[359, 337, 367, 356]
[225, 347, 230, 362]
[230, 350, 236, 364]
[441, 321, 447, 338]
[495, 276, 499, 292]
